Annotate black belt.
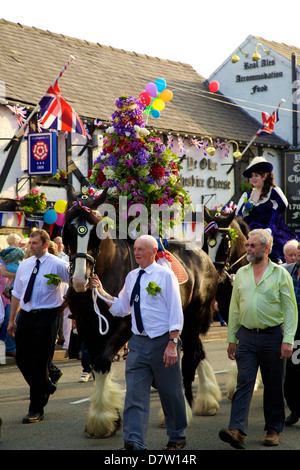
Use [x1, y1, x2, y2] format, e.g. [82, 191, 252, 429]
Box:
[22, 307, 58, 314]
[242, 324, 282, 333]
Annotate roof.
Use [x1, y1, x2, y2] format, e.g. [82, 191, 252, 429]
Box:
[0, 19, 288, 147]
[253, 35, 300, 66]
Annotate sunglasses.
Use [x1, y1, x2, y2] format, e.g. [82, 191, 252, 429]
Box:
[245, 243, 265, 249]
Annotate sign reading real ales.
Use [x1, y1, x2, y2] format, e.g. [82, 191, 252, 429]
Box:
[284, 152, 300, 236]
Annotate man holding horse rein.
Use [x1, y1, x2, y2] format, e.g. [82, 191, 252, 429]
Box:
[90, 234, 187, 450]
[219, 228, 298, 449]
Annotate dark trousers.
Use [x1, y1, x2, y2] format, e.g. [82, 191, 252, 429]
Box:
[284, 328, 300, 415]
[229, 325, 285, 435]
[15, 308, 59, 413]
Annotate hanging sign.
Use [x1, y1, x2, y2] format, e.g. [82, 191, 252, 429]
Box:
[284, 151, 300, 236]
[28, 132, 57, 175]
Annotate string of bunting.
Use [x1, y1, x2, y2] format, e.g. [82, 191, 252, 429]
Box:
[166, 134, 232, 157]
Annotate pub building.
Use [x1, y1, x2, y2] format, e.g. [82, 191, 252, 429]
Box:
[0, 21, 297, 242]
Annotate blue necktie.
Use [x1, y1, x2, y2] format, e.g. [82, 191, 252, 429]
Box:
[24, 259, 40, 303]
[130, 269, 145, 333]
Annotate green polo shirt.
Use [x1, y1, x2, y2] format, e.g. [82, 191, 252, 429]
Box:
[227, 261, 298, 345]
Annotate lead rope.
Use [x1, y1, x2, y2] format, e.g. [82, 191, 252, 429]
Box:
[92, 288, 111, 335]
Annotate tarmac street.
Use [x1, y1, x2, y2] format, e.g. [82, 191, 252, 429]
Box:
[1, 324, 300, 453]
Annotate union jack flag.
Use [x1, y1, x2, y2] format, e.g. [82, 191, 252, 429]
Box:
[167, 134, 174, 149]
[190, 138, 202, 149]
[256, 110, 279, 136]
[39, 81, 86, 136]
[6, 105, 27, 126]
[178, 136, 185, 153]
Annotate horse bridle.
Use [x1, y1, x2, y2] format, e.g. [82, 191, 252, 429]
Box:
[205, 222, 246, 282]
[68, 217, 100, 279]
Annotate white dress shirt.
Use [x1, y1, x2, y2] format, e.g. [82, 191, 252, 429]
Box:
[109, 261, 184, 338]
[12, 252, 69, 312]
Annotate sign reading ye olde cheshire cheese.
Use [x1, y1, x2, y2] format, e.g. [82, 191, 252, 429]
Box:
[181, 156, 231, 190]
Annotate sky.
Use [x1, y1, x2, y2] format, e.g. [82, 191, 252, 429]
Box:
[1, 0, 299, 79]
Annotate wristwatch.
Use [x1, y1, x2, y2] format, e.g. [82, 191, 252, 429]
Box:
[169, 338, 178, 344]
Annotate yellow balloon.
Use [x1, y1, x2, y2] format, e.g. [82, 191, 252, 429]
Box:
[159, 89, 173, 102]
[54, 200, 67, 213]
[152, 98, 165, 111]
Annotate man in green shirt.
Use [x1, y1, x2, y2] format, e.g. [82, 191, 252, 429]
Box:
[219, 229, 298, 449]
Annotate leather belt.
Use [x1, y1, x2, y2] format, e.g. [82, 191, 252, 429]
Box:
[242, 324, 282, 333]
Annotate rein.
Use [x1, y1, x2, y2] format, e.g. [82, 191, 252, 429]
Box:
[206, 220, 247, 283]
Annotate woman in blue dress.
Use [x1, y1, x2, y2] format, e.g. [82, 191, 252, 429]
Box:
[237, 156, 298, 262]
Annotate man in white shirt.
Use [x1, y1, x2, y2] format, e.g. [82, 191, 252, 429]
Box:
[91, 235, 187, 450]
[8, 229, 69, 424]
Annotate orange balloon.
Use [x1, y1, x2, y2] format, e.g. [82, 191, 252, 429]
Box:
[159, 89, 173, 102]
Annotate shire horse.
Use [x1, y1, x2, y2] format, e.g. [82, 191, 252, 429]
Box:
[63, 186, 221, 438]
[203, 207, 250, 324]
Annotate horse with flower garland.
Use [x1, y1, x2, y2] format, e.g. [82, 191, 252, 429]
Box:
[203, 204, 250, 323]
[62, 96, 221, 439]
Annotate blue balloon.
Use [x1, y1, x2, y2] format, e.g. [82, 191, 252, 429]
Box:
[44, 209, 57, 224]
[155, 78, 166, 93]
[151, 109, 161, 119]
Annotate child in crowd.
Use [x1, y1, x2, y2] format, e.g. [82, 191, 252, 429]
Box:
[0, 234, 25, 298]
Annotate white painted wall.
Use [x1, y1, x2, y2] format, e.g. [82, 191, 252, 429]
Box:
[209, 35, 298, 146]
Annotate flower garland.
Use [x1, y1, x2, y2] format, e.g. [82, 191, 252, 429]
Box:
[88, 96, 192, 233]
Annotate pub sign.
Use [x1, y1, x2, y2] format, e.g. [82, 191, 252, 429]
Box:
[28, 132, 57, 175]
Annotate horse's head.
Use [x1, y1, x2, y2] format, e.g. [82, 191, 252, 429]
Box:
[204, 206, 237, 274]
[63, 185, 108, 292]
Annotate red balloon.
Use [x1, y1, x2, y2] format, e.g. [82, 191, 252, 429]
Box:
[139, 91, 151, 107]
[209, 81, 219, 93]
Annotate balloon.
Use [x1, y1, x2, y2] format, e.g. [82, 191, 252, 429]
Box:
[56, 212, 65, 226]
[54, 200, 67, 213]
[155, 78, 167, 92]
[44, 209, 57, 225]
[139, 91, 151, 107]
[209, 81, 219, 93]
[159, 89, 173, 102]
[152, 98, 165, 111]
[145, 82, 158, 98]
[151, 109, 161, 119]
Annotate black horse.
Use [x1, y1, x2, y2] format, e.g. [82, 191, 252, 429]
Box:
[63, 186, 221, 438]
[203, 207, 249, 323]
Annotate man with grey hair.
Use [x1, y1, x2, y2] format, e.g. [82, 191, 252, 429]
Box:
[283, 239, 300, 426]
[219, 229, 298, 449]
[91, 234, 187, 450]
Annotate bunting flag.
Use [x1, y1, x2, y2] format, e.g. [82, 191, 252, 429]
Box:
[6, 105, 27, 126]
[178, 136, 185, 153]
[39, 81, 86, 136]
[167, 134, 174, 149]
[93, 119, 103, 127]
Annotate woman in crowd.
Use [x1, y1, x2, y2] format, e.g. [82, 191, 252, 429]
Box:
[237, 156, 298, 263]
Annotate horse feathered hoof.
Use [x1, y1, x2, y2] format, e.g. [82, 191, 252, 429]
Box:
[85, 411, 122, 439]
[85, 372, 125, 438]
